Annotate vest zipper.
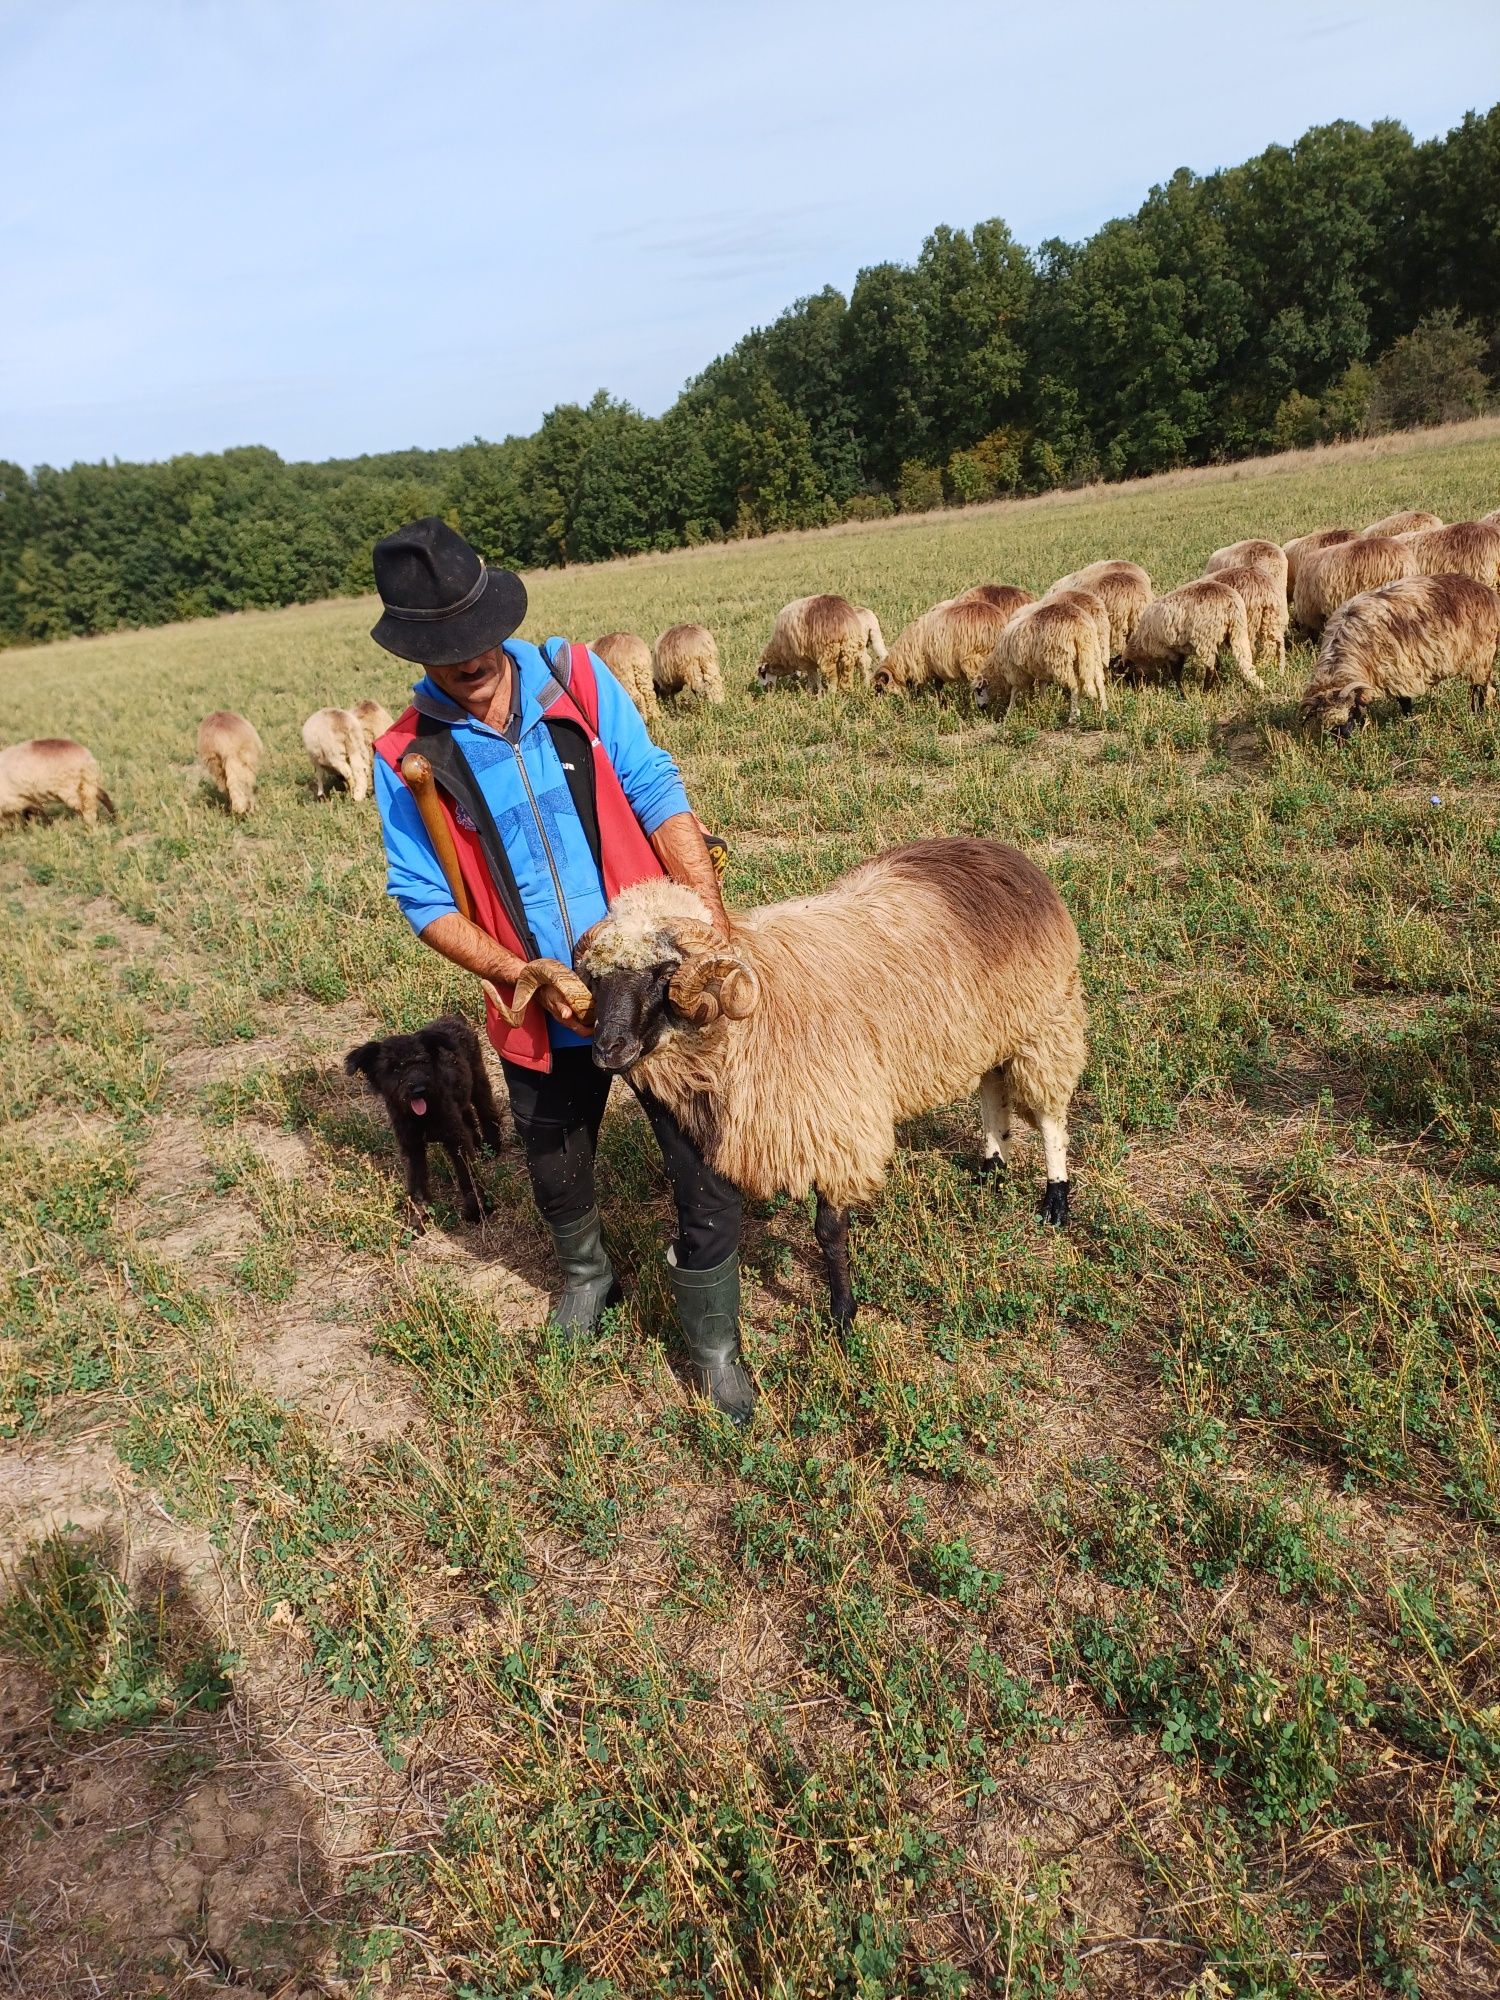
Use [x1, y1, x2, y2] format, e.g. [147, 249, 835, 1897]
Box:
[510, 738, 575, 955]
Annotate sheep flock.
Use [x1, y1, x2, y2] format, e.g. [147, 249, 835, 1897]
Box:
[9, 498, 1495, 836]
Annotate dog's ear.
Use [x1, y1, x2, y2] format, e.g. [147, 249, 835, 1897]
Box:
[345, 1041, 380, 1080]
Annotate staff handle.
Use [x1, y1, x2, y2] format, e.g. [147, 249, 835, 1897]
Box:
[400, 751, 503, 1010]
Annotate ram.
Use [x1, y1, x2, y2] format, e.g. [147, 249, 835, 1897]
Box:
[982, 594, 1109, 723]
[303, 707, 372, 800]
[876, 597, 1027, 695]
[653, 623, 725, 704]
[1120, 580, 1263, 692]
[1204, 538, 1289, 600]
[1398, 520, 1500, 590]
[1364, 509, 1443, 539]
[1282, 527, 1356, 599]
[1290, 535, 1416, 636]
[527, 838, 1088, 1326]
[1206, 563, 1289, 677]
[1300, 574, 1500, 737]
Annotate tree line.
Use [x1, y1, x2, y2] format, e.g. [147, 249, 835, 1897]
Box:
[3, 106, 1497, 647]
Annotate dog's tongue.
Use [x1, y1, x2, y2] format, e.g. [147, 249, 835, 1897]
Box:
[410, 1095, 427, 1117]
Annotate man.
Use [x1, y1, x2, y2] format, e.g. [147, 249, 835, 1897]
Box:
[368, 517, 754, 1423]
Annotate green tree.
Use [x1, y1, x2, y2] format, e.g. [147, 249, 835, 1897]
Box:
[1369, 310, 1491, 430]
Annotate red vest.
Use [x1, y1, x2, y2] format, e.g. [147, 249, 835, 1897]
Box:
[375, 643, 665, 1072]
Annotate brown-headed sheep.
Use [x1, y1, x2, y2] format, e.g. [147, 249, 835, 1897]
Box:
[197, 710, 263, 818]
[1397, 520, 1500, 590]
[303, 706, 372, 801]
[875, 597, 1026, 696]
[653, 624, 725, 705]
[1206, 564, 1289, 676]
[351, 698, 395, 747]
[1282, 527, 1357, 598]
[982, 595, 1108, 723]
[567, 836, 1087, 1325]
[1205, 538, 1289, 600]
[757, 594, 874, 694]
[1290, 534, 1416, 636]
[1120, 580, 1263, 692]
[1363, 510, 1443, 539]
[1049, 560, 1152, 660]
[592, 633, 659, 721]
[1300, 574, 1500, 737]
[0, 739, 114, 829]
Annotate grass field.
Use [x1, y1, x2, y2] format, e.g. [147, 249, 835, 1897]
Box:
[3, 420, 1500, 1999]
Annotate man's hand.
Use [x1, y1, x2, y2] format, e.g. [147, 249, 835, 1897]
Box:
[537, 986, 583, 1030]
[650, 811, 733, 938]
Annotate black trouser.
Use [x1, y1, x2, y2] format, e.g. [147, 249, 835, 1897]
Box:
[501, 1045, 741, 1271]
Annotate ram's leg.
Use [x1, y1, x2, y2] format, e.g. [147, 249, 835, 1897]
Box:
[978, 1065, 1015, 1176]
[1398, 695, 1414, 717]
[814, 1192, 856, 1330]
[1035, 1113, 1071, 1226]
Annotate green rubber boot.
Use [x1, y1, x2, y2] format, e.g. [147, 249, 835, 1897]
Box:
[668, 1250, 757, 1426]
[547, 1207, 620, 1337]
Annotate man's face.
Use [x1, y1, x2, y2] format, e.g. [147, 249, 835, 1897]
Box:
[425, 644, 509, 720]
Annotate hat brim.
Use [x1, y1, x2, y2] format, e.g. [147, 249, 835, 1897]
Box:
[370, 567, 529, 667]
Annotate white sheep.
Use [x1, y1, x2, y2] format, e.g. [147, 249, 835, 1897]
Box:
[1120, 580, 1264, 692]
[876, 596, 1029, 695]
[303, 707, 372, 801]
[197, 710, 263, 818]
[0, 739, 114, 828]
[592, 633, 659, 721]
[1363, 509, 1443, 539]
[982, 594, 1109, 723]
[351, 698, 395, 748]
[1204, 538, 1289, 600]
[1290, 535, 1416, 636]
[757, 594, 876, 694]
[1049, 560, 1152, 661]
[1205, 563, 1289, 677]
[653, 624, 725, 704]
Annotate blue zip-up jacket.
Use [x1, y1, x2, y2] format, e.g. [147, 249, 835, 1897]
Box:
[374, 636, 691, 1046]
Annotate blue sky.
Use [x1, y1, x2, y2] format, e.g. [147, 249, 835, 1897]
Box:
[4, 0, 1497, 471]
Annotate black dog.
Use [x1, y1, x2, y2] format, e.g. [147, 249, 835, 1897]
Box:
[345, 1015, 503, 1223]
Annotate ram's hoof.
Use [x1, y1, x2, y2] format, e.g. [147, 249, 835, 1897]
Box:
[1038, 1179, 1070, 1228]
[974, 1154, 1007, 1179]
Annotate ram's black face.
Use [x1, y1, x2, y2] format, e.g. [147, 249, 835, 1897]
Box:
[588, 960, 678, 1073]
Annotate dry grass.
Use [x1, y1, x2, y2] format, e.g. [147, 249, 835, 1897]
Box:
[1, 420, 1499, 1998]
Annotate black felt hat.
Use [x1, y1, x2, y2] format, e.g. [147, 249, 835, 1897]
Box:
[370, 517, 527, 667]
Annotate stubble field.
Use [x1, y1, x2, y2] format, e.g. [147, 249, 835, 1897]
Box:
[3, 420, 1500, 1998]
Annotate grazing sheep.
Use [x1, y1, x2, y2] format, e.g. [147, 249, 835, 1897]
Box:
[1205, 538, 1290, 599]
[857, 607, 888, 663]
[1207, 563, 1289, 676]
[568, 836, 1087, 1325]
[653, 623, 724, 705]
[954, 583, 1037, 620]
[592, 633, 659, 721]
[982, 595, 1108, 723]
[351, 698, 395, 748]
[1120, 580, 1264, 693]
[1363, 510, 1443, 539]
[1300, 574, 1500, 737]
[1282, 527, 1357, 598]
[0, 739, 114, 828]
[875, 597, 1026, 695]
[1484, 509, 1500, 528]
[757, 594, 875, 694]
[303, 706, 372, 801]
[1290, 535, 1416, 637]
[1398, 520, 1500, 590]
[1049, 560, 1152, 661]
[197, 710, 263, 818]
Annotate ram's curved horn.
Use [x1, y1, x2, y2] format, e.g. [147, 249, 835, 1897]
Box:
[668, 947, 760, 1026]
[494, 957, 595, 1029]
